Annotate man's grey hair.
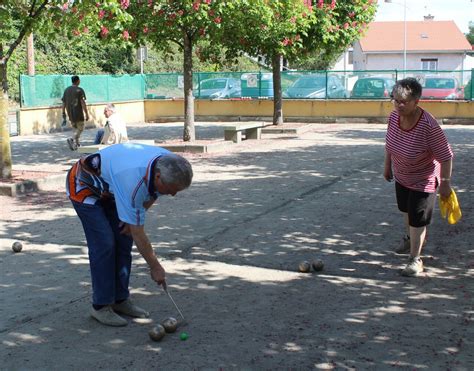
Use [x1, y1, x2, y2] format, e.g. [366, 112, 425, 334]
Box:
[391, 78, 422, 100]
[154, 154, 193, 189]
[105, 103, 116, 113]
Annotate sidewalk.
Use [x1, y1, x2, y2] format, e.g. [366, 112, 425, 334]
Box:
[1, 122, 473, 369]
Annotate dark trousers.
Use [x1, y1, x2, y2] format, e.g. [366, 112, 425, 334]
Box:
[71, 200, 134, 306]
[94, 129, 105, 145]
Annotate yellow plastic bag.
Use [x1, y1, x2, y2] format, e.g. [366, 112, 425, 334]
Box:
[439, 189, 462, 225]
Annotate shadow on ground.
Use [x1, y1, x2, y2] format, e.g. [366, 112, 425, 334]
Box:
[1, 123, 473, 369]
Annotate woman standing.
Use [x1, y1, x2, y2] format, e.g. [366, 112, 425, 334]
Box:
[384, 78, 453, 276]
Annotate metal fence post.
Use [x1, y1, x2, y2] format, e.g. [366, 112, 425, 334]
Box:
[471, 69, 474, 101]
[197, 72, 201, 98]
[325, 70, 328, 99]
[18, 73, 23, 108]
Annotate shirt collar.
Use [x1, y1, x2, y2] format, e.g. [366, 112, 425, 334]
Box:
[145, 156, 160, 199]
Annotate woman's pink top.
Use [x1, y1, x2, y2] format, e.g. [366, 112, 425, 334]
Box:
[385, 108, 453, 193]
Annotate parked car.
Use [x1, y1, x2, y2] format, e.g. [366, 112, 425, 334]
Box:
[284, 74, 348, 99]
[241, 73, 274, 98]
[421, 77, 464, 100]
[350, 77, 395, 98]
[196, 77, 241, 99]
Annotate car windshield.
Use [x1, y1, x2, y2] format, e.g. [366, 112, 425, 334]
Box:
[201, 79, 227, 89]
[293, 76, 326, 89]
[425, 78, 455, 89]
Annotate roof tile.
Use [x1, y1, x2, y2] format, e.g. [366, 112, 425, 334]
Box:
[359, 21, 471, 52]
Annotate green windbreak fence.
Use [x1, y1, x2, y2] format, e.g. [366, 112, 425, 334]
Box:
[20, 74, 145, 107]
[145, 69, 473, 100]
[20, 69, 473, 107]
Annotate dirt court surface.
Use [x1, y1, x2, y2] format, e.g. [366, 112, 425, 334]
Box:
[1, 121, 473, 370]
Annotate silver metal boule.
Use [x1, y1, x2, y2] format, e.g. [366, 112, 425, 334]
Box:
[312, 259, 324, 272]
[161, 317, 178, 333]
[12, 241, 23, 253]
[149, 325, 166, 341]
[298, 261, 311, 273]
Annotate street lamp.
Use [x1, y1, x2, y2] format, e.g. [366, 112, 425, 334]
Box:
[385, 0, 407, 74]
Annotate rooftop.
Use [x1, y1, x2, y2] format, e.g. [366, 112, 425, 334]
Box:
[359, 21, 472, 53]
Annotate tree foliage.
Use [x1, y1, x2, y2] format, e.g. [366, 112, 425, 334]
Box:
[217, 0, 377, 125]
[0, 0, 133, 178]
[297, 0, 377, 65]
[0, 0, 377, 176]
[120, 0, 232, 141]
[466, 21, 474, 46]
[6, 33, 136, 102]
[217, 0, 314, 125]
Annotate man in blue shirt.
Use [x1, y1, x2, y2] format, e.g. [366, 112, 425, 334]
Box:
[66, 143, 193, 326]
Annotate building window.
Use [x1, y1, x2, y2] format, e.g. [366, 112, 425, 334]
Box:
[348, 49, 354, 65]
[421, 59, 438, 71]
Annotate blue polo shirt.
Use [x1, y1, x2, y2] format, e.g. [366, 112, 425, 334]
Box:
[99, 143, 171, 226]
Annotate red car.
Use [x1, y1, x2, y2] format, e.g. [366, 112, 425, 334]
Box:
[421, 77, 464, 100]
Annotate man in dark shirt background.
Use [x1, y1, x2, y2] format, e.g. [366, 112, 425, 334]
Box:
[62, 75, 89, 151]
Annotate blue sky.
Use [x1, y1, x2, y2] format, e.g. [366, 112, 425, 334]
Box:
[375, 0, 473, 33]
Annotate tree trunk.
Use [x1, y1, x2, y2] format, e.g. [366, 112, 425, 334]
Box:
[27, 33, 35, 76]
[182, 31, 195, 142]
[0, 51, 13, 179]
[272, 53, 283, 126]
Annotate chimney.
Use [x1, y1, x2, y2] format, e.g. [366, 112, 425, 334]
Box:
[424, 14, 434, 21]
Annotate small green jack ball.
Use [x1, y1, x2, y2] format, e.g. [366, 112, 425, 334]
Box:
[180, 332, 188, 341]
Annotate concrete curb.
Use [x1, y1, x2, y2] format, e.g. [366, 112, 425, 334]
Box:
[147, 116, 391, 124]
[262, 124, 313, 134]
[0, 173, 66, 197]
[160, 140, 234, 153]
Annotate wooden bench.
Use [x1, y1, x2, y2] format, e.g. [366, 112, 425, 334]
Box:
[222, 122, 268, 143]
[77, 140, 155, 154]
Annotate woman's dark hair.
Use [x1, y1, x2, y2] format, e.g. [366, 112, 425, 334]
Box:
[391, 78, 422, 100]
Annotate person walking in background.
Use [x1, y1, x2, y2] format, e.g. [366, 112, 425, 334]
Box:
[62, 75, 89, 151]
[94, 103, 129, 145]
[384, 78, 454, 277]
[66, 143, 193, 326]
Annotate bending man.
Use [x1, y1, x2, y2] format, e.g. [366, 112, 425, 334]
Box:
[66, 143, 193, 326]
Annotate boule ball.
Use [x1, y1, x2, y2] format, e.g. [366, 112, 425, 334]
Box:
[149, 325, 166, 342]
[161, 317, 178, 333]
[12, 241, 23, 253]
[180, 332, 189, 341]
[298, 261, 311, 273]
[312, 259, 324, 272]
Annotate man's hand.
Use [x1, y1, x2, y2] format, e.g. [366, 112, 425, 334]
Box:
[150, 263, 167, 289]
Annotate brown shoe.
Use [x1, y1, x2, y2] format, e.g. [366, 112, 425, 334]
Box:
[90, 306, 128, 326]
[112, 299, 149, 318]
[67, 138, 77, 151]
